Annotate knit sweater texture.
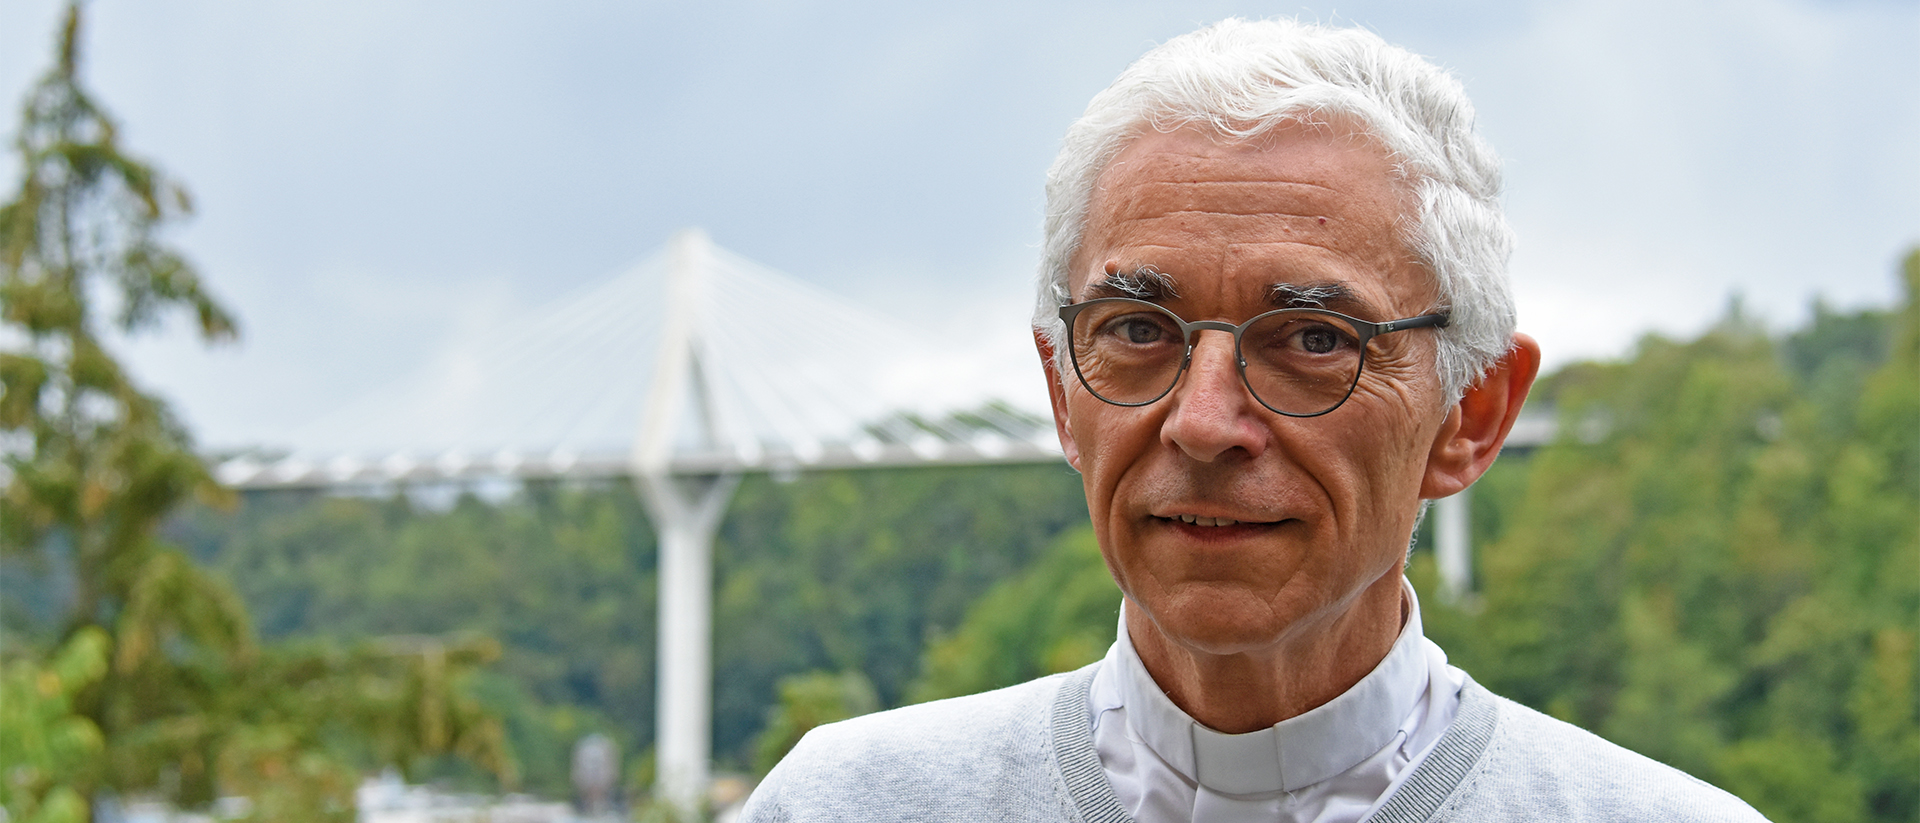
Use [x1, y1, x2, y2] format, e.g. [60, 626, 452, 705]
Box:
[741, 664, 1768, 822]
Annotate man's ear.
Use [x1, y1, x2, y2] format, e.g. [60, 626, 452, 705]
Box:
[1034, 329, 1083, 472]
[1421, 333, 1541, 499]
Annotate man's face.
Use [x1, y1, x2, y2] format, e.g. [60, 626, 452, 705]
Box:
[1045, 123, 1457, 658]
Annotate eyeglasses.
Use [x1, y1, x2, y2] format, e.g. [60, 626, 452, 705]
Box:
[1057, 297, 1449, 418]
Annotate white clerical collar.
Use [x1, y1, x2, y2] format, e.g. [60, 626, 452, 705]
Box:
[1114, 580, 1430, 795]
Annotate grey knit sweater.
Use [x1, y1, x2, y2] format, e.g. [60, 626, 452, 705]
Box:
[742, 664, 1768, 822]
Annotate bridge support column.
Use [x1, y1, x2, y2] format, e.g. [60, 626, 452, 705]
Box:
[638, 471, 739, 820]
[1435, 487, 1472, 604]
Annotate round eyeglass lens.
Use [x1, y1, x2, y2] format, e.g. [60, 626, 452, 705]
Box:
[1068, 300, 1186, 405]
[1239, 309, 1367, 415]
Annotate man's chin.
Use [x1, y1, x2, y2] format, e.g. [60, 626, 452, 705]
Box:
[1137, 592, 1307, 658]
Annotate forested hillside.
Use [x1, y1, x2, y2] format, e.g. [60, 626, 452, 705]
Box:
[1426, 253, 1919, 822]
[32, 253, 1911, 820]
[151, 463, 1089, 793]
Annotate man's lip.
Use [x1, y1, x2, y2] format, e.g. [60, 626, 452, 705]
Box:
[1148, 510, 1285, 527]
[1149, 515, 1293, 543]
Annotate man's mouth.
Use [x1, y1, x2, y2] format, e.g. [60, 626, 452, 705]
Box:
[1155, 512, 1289, 530]
[1172, 514, 1240, 527]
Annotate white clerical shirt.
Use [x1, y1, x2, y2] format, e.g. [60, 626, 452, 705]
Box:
[1088, 580, 1465, 823]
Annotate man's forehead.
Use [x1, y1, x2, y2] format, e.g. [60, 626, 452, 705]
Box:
[1070, 123, 1425, 314]
[1098, 125, 1399, 212]
[1107, 119, 1392, 180]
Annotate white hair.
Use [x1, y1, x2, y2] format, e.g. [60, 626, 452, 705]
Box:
[1034, 18, 1516, 402]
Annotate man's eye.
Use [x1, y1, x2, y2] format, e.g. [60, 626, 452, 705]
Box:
[1122, 319, 1164, 344]
[1256, 320, 1355, 356]
[1298, 326, 1340, 354]
[1102, 315, 1172, 345]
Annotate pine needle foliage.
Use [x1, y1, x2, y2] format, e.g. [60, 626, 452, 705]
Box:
[1, 5, 515, 819]
[0, 6, 254, 807]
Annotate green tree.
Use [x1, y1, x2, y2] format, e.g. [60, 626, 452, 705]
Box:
[1421, 251, 1920, 823]
[713, 462, 1087, 755]
[0, 627, 108, 823]
[908, 525, 1117, 703]
[1, 6, 514, 819]
[1, 2, 249, 809]
[750, 670, 879, 775]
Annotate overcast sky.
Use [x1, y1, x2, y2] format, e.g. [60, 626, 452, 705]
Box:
[2, 0, 1915, 454]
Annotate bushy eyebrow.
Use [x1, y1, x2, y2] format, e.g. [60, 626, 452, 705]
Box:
[1084, 266, 1179, 301]
[1270, 281, 1379, 317]
[1080, 271, 1389, 318]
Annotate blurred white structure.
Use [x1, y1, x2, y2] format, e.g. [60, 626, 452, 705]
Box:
[355, 770, 572, 823]
[570, 733, 620, 816]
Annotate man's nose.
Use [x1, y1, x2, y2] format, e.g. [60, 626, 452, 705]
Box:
[1160, 331, 1270, 461]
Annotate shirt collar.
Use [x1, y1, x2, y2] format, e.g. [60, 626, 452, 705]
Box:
[1113, 579, 1430, 795]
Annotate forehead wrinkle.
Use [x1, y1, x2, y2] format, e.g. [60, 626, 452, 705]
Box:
[1127, 243, 1188, 253]
[1222, 238, 1400, 263]
[1221, 238, 1365, 254]
[1099, 214, 1324, 237]
[1146, 209, 1325, 220]
[1134, 179, 1346, 208]
[1225, 236, 1422, 291]
[1151, 178, 1342, 194]
[1114, 198, 1354, 228]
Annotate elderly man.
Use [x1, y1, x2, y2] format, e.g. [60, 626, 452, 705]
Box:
[743, 18, 1766, 822]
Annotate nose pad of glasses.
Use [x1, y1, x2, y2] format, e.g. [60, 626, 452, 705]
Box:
[1178, 334, 1244, 389]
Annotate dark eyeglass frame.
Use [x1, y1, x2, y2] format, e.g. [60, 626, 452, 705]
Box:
[1057, 297, 1451, 418]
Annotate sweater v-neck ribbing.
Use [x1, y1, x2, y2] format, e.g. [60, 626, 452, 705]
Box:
[1052, 666, 1500, 823]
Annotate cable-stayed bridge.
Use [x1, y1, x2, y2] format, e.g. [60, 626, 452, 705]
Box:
[216, 229, 1063, 817]
[211, 229, 1543, 817]
[216, 229, 1059, 490]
